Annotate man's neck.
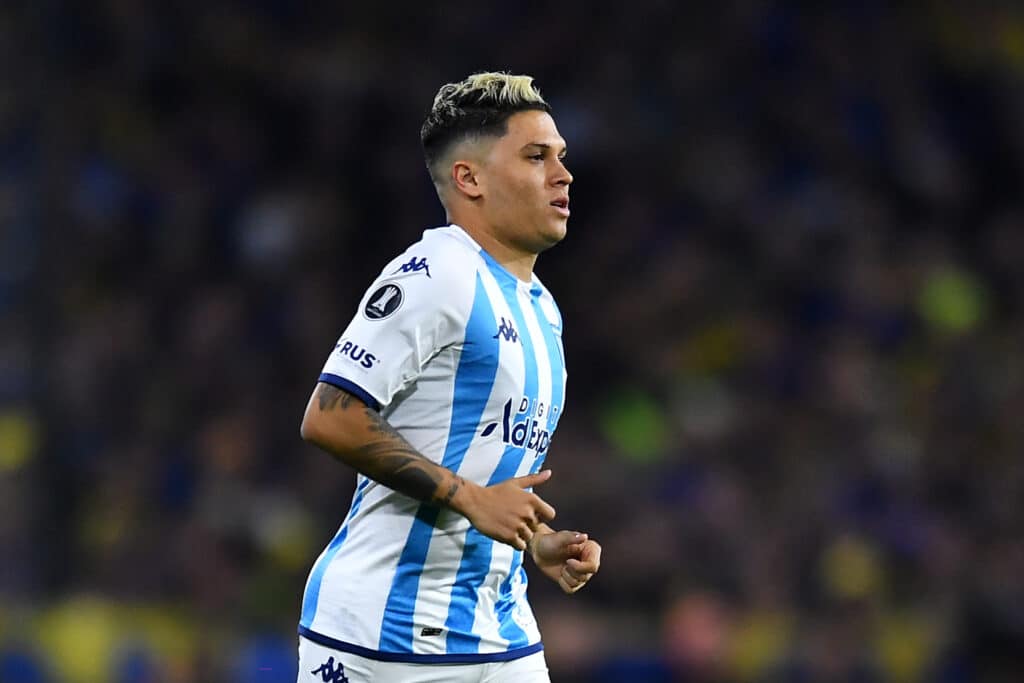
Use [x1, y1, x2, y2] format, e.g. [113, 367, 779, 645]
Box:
[453, 220, 536, 283]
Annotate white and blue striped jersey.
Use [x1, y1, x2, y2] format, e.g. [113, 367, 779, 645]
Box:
[299, 224, 567, 664]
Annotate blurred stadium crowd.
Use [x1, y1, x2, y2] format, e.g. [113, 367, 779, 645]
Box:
[3, 1, 1024, 681]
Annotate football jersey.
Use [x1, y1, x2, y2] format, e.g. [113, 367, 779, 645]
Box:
[299, 224, 567, 664]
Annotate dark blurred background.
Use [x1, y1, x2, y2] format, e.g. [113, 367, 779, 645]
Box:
[3, 1, 1024, 681]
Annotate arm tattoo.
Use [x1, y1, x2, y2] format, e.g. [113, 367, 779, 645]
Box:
[441, 478, 462, 506]
[313, 384, 458, 506]
[350, 442, 442, 501]
[359, 406, 456, 505]
[316, 384, 355, 411]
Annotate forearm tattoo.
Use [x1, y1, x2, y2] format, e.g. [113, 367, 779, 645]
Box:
[440, 479, 461, 507]
[314, 384, 464, 507]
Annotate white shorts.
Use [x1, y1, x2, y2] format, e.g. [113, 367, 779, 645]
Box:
[297, 635, 550, 683]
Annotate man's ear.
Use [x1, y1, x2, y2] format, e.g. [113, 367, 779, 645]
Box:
[451, 160, 484, 200]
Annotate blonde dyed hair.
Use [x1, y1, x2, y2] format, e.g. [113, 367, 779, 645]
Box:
[421, 71, 551, 186]
[430, 72, 548, 115]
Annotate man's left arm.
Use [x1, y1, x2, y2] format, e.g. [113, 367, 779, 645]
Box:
[527, 522, 601, 594]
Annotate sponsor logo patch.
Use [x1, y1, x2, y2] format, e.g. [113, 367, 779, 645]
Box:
[363, 283, 403, 320]
[481, 396, 560, 456]
[334, 340, 380, 369]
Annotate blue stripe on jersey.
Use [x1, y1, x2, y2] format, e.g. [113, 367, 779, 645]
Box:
[378, 274, 500, 653]
[445, 257, 539, 653]
[496, 286, 564, 647]
[494, 285, 566, 646]
[529, 293, 565, 474]
[495, 563, 529, 644]
[300, 476, 372, 627]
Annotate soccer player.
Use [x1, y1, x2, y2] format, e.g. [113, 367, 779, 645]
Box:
[296, 72, 601, 683]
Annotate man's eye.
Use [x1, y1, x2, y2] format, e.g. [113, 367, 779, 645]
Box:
[529, 154, 544, 160]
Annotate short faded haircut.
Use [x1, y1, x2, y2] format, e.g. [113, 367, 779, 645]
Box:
[421, 72, 551, 187]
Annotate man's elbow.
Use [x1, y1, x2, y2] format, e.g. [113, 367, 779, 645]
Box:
[300, 406, 356, 455]
[299, 385, 365, 454]
[300, 410, 324, 446]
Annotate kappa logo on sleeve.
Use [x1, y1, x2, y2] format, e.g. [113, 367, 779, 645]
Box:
[391, 256, 431, 278]
[363, 283, 404, 320]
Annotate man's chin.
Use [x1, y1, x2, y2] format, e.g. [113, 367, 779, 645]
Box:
[516, 222, 566, 255]
[540, 222, 568, 249]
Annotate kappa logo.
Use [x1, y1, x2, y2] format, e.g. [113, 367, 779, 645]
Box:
[311, 656, 349, 682]
[392, 256, 431, 278]
[493, 317, 519, 343]
[363, 283, 403, 320]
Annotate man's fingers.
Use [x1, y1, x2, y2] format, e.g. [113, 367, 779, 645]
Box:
[563, 560, 593, 581]
[511, 469, 552, 490]
[575, 540, 602, 567]
[567, 568, 594, 583]
[557, 531, 586, 545]
[534, 496, 556, 522]
[551, 532, 587, 558]
[566, 557, 597, 573]
[563, 532, 588, 556]
[559, 567, 585, 593]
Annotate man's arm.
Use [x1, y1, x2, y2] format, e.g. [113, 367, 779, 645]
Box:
[300, 382, 556, 551]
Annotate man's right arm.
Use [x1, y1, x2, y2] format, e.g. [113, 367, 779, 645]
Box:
[300, 382, 555, 550]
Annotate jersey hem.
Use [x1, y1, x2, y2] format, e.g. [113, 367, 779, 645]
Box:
[298, 626, 543, 664]
[318, 373, 382, 411]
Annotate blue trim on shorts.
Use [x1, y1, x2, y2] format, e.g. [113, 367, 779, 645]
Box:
[317, 373, 381, 411]
[299, 626, 543, 664]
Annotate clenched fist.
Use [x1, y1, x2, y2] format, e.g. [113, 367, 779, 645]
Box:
[530, 528, 602, 594]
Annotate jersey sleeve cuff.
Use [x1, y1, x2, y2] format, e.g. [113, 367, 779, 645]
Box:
[317, 373, 383, 412]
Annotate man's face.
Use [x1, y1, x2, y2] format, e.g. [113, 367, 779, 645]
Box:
[477, 110, 572, 254]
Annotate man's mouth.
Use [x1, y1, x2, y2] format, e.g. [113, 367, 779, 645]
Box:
[550, 198, 570, 216]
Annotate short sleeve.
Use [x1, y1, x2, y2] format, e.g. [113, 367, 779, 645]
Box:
[318, 247, 473, 411]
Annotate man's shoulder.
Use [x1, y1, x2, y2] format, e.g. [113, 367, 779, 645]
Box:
[361, 226, 483, 324]
[382, 225, 483, 286]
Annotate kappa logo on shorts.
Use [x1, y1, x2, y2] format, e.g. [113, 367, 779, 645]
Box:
[363, 283, 403, 320]
[311, 656, 349, 682]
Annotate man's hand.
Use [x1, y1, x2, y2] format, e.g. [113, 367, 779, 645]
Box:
[530, 527, 602, 594]
[453, 470, 556, 551]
